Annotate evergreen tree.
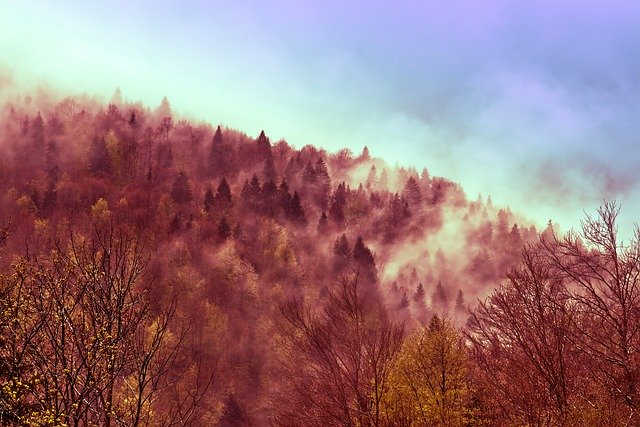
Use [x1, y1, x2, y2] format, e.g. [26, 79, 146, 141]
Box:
[128, 111, 138, 127]
[171, 171, 193, 205]
[41, 180, 57, 216]
[218, 393, 246, 426]
[169, 214, 180, 234]
[329, 183, 347, 223]
[242, 174, 262, 212]
[31, 111, 45, 147]
[314, 157, 331, 210]
[317, 211, 328, 234]
[203, 188, 214, 212]
[279, 179, 292, 214]
[413, 283, 426, 305]
[455, 289, 466, 313]
[352, 236, 375, 268]
[332, 234, 351, 271]
[261, 179, 279, 216]
[366, 165, 377, 188]
[303, 161, 317, 184]
[263, 154, 277, 183]
[403, 176, 422, 205]
[215, 177, 233, 208]
[399, 292, 409, 309]
[287, 191, 307, 225]
[432, 280, 449, 312]
[218, 216, 232, 240]
[89, 136, 110, 174]
[255, 130, 272, 159]
[213, 125, 223, 145]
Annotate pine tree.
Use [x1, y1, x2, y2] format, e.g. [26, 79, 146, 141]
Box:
[399, 292, 409, 309]
[218, 216, 232, 240]
[263, 154, 277, 183]
[215, 177, 233, 208]
[169, 214, 180, 234]
[317, 211, 328, 234]
[455, 289, 466, 313]
[171, 171, 193, 205]
[31, 111, 45, 147]
[332, 234, 351, 271]
[329, 183, 347, 223]
[287, 191, 307, 225]
[352, 236, 375, 268]
[89, 136, 110, 174]
[261, 179, 279, 216]
[403, 176, 422, 205]
[255, 130, 272, 159]
[158, 95, 172, 117]
[213, 125, 223, 145]
[413, 283, 426, 305]
[366, 165, 377, 188]
[203, 188, 214, 212]
[432, 281, 449, 312]
[303, 162, 317, 184]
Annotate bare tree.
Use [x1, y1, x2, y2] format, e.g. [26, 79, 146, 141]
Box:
[538, 202, 640, 421]
[0, 223, 194, 426]
[273, 273, 403, 426]
[467, 247, 578, 425]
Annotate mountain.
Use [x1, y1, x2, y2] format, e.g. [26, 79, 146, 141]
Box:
[2, 94, 635, 425]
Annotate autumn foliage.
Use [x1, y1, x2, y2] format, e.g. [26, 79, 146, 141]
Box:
[0, 93, 636, 425]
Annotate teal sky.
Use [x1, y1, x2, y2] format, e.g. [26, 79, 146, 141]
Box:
[2, 0, 640, 236]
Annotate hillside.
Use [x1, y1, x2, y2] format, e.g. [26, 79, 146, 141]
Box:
[1, 93, 637, 425]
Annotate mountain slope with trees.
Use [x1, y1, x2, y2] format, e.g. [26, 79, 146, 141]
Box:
[0, 93, 636, 425]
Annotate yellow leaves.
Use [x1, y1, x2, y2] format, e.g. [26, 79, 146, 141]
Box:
[17, 193, 37, 215]
[257, 218, 299, 270]
[215, 241, 258, 296]
[91, 197, 111, 222]
[157, 193, 176, 222]
[382, 319, 473, 426]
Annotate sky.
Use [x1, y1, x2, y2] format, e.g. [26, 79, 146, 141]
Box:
[1, 0, 639, 237]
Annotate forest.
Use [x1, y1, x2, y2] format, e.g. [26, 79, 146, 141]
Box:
[0, 92, 638, 426]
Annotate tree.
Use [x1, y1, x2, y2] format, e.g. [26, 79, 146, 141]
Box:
[467, 244, 582, 425]
[255, 130, 271, 160]
[215, 177, 233, 209]
[432, 281, 449, 313]
[413, 283, 426, 305]
[212, 125, 223, 146]
[536, 202, 640, 422]
[332, 234, 351, 272]
[203, 187, 214, 212]
[89, 136, 111, 175]
[171, 171, 193, 205]
[403, 176, 422, 205]
[454, 290, 466, 314]
[286, 191, 307, 226]
[218, 216, 232, 241]
[317, 211, 328, 234]
[329, 183, 347, 224]
[382, 316, 478, 426]
[1, 225, 182, 426]
[353, 236, 376, 283]
[274, 274, 403, 426]
[31, 111, 45, 147]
